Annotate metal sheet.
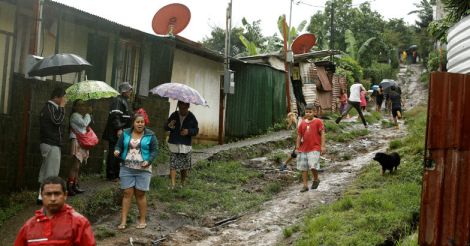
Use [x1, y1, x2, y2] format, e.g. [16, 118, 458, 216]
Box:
[316, 66, 332, 91]
[427, 72, 470, 149]
[225, 62, 286, 138]
[447, 15, 470, 74]
[419, 72, 470, 245]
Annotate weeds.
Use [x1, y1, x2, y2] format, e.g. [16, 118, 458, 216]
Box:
[294, 106, 426, 245]
[0, 191, 36, 228]
[149, 160, 288, 220]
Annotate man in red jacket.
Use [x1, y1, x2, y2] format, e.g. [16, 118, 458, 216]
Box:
[14, 176, 95, 246]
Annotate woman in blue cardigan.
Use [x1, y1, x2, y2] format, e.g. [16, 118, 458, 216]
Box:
[114, 113, 158, 230]
[164, 101, 199, 189]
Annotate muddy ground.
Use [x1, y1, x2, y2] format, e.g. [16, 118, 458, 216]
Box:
[1, 64, 426, 245]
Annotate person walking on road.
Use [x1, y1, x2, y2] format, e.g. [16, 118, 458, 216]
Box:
[164, 101, 199, 189]
[335, 80, 368, 128]
[375, 85, 384, 112]
[14, 176, 96, 246]
[114, 114, 158, 230]
[296, 104, 326, 192]
[37, 88, 67, 205]
[387, 86, 403, 129]
[102, 82, 133, 181]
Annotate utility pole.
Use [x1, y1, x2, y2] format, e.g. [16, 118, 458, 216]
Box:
[284, 0, 293, 113]
[219, 0, 233, 144]
[330, 1, 334, 60]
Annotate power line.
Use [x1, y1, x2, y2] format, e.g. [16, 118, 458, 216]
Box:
[295, 0, 375, 9]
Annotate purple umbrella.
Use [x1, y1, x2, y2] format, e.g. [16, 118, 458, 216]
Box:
[150, 82, 208, 106]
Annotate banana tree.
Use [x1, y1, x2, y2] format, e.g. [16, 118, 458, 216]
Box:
[239, 35, 258, 55]
[277, 15, 307, 47]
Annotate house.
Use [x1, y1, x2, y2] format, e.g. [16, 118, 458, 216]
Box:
[239, 50, 345, 116]
[0, 0, 288, 193]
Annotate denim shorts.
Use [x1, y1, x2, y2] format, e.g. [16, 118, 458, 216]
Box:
[119, 166, 152, 191]
[296, 151, 321, 171]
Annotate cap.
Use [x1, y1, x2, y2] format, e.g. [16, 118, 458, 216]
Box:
[119, 82, 133, 93]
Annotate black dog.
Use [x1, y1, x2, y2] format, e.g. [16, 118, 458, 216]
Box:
[373, 152, 400, 175]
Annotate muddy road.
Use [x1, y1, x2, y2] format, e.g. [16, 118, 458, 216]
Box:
[1, 65, 425, 246]
[160, 64, 426, 246]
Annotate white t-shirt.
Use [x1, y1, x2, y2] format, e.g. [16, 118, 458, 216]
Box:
[349, 83, 365, 102]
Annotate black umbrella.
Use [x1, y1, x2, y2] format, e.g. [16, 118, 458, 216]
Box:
[28, 53, 92, 77]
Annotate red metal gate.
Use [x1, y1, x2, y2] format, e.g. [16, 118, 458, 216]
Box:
[419, 72, 470, 245]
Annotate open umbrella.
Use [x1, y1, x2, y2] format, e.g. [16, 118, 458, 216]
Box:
[65, 80, 119, 101]
[379, 79, 397, 90]
[28, 53, 92, 77]
[408, 44, 418, 51]
[150, 82, 208, 106]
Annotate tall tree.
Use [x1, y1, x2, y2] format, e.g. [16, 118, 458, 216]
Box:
[408, 0, 434, 30]
[307, 11, 329, 49]
[201, 26, 245, 57]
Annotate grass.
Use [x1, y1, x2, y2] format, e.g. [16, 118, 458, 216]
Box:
[148, 160, 289, 219]
[292, 106, 426, 245]
[0, 191, 36, 228]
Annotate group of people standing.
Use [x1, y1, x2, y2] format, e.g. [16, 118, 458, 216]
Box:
[21, 82, 199, 244]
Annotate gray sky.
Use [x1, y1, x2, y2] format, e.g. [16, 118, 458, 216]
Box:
[54, 0, 420, 42]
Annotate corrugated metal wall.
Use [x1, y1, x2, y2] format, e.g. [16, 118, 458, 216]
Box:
[447, 15, 470, 74]
[225, 63, 286, 138]
[419, 72, 470, 245]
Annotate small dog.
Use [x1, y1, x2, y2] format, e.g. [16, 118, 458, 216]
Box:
[373, 152, 401, 175]
[286, 112, 298, 130]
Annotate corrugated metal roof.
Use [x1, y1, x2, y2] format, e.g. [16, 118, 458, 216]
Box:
[447, 15, 470, 74]
[47, 0, 224, 62]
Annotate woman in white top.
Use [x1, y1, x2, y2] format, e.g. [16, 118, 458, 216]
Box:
[335, 80, 368, 128]
[68, 99, 92, 195]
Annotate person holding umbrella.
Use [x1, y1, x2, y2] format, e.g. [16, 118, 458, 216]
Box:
[102, 82, 133, 181]
[68, 99, 92, 196]
[164, 101, 199, 189]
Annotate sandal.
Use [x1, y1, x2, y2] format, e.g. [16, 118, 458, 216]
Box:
[311, 180, 320, 190]
[117, 224, 127, 230]
[300, 187, 309, 192]
[136, 223, 147, 229]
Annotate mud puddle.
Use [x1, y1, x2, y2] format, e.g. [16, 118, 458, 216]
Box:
[163, 125, 406, 246]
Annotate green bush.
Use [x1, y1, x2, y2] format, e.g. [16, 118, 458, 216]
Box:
[363, 62, 398, 85]
[336, 56, 364, 86]
[427, 49, 447, 72]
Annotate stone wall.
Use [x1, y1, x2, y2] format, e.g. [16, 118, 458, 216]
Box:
[0, 75, 169, 194]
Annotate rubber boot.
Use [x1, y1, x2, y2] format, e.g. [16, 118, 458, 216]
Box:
[67, 180, 76, 196]
[73, 178, 85, 194]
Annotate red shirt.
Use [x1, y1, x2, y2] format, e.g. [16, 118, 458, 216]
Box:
[297, 118, 324, 153]
[14, 204, 95, 246]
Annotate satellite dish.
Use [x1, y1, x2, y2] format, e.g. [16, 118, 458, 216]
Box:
[291, 33, 316, 54]
[152, 3, 191, 36]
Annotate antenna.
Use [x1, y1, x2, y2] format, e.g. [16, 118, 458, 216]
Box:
[152, 3, 191, 36]
[291, 33, 316, 54]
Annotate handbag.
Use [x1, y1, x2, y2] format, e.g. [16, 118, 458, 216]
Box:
[73, 127, 99, 149]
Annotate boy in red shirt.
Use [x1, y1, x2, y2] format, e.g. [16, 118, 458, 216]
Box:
[296, 103, 326, 192]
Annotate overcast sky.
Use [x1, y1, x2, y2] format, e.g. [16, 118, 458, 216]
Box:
[53, 0, 420, 42]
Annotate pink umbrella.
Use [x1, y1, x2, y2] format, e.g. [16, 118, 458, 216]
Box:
[150, 82, 208, 106]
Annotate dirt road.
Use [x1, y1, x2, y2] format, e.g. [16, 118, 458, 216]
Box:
[162, 64, 426, 246]
[2, 64, 425, 245]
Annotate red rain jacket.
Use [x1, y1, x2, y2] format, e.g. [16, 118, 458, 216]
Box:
[14, 204, 95, 246]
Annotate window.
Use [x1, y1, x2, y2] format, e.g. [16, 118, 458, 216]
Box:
[0, 1, 15, 114]
[114, 39, 140, 91]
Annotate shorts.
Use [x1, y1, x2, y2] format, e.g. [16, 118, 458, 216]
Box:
[296, 151, 321, 171]
[119, 166, 151, 191]
[392, 107, 402, 118]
